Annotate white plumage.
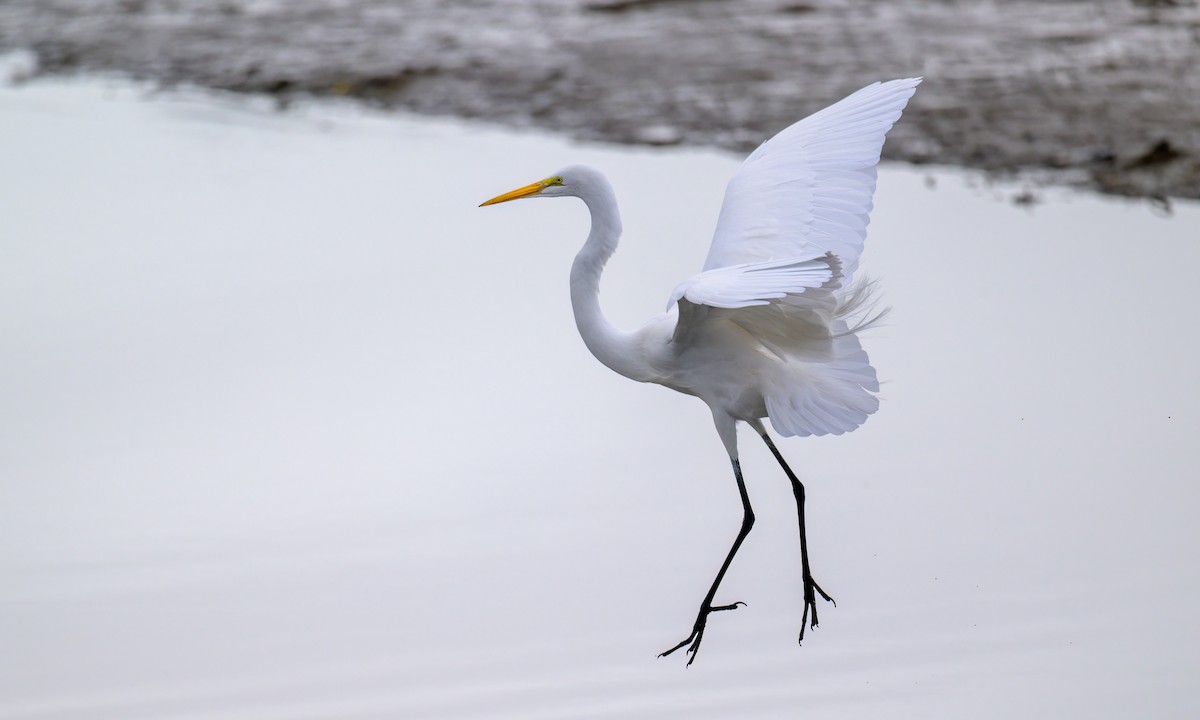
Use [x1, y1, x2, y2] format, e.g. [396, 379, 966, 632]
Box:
[659, 78, 918, 439]
[706, 78, 920, 283]
[668, 253, 837, 310]
[481, 77, 920, 664]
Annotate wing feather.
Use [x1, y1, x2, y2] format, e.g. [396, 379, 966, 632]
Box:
[669, 252, 843, 350]
[662, 79, 918, 437]
[667, 252, 838, 312]
[702, 77, 922, 286]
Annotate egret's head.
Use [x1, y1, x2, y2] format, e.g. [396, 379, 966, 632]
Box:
[479, 165, 605, 207]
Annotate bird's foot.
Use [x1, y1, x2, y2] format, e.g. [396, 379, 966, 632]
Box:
[798, 573, 835, 644]
[658, 601, 746, 666]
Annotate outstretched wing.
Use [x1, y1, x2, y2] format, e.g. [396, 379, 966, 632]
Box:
[702, 77, 922, 287]
[668, 251, 877, 437]
[667, 251, 838, 311]
[667, 251, 843, 354]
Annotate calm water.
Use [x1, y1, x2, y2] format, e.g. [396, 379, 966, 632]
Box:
[1, 74, 1198, 718]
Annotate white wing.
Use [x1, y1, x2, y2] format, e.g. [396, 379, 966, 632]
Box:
[667, 251, 838, 311]
[667, 251, 844, 356]
[702, 77, 922, 287]
[662, 79, 920, 437]
[667, 251, 877, 437]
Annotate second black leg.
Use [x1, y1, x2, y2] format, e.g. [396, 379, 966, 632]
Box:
[759, 432, 835, 643]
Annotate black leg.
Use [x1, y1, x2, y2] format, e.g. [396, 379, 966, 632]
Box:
[759, 432, 835, 643]
[659, 457, 755, 666]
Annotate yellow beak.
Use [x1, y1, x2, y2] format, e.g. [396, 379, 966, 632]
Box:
[479, 180, 548, 207]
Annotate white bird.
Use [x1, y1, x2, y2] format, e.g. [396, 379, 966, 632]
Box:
[481, 78, 921, 665]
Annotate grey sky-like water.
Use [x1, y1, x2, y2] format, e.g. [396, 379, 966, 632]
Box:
[1, 75, 1198, 718]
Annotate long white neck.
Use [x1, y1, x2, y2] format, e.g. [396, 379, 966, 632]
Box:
[568, 179, 650, 382]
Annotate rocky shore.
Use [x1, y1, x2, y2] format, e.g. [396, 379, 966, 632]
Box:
[3, 0, 1197, 201]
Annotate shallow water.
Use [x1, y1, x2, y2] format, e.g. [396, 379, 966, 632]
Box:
[1, 76, 1198, 718]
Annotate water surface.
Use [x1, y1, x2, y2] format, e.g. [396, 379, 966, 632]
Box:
[1, 76, 1198, 718]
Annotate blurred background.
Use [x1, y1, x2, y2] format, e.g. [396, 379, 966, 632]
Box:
[2, 0, 1198, 201]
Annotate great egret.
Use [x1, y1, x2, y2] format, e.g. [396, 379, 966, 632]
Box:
[481, 78, 921, 665]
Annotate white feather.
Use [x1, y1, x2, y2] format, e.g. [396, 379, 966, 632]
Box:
[703, 77, 922, 287]
[663, 77, 920, 436]
[667, 252, 838, 310]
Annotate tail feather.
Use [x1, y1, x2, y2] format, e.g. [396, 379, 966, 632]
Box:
[834, 275, 890, 336]
[765, 331, 881, 438]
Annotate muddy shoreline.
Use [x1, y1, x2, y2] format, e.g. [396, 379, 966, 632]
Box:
[3, 0, 1197, 201]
